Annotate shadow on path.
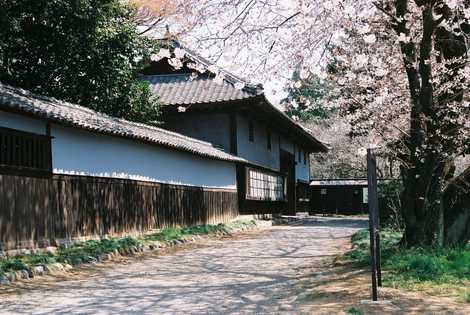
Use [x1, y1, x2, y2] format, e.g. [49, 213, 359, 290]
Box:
[0, 217, 366, 315]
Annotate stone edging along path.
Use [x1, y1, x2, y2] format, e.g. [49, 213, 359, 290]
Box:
[0, 220, 269, 287]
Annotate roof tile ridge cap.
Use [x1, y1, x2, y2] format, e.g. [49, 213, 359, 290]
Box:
[1, 83, 101, 116]
[169, 41, 262, 95]
[0, 83, 49, 101]
[0, 84, 82, 116]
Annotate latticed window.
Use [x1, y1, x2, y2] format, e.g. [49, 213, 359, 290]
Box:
[246, 168, 285, 201]
[0, 126, 52, 176]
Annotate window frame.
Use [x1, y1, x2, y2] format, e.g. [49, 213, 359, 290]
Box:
[0, 126, 52, 177]
[245, 167, 285, 202]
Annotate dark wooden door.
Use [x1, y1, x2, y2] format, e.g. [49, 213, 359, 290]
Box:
[280, 150, 296, 216]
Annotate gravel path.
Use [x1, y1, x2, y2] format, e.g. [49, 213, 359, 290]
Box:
[0, 217, 367, 315]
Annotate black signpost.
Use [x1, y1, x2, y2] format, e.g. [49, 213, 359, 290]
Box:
[367, 148, 381, 301]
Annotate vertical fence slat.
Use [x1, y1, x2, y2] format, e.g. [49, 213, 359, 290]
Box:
[0, 174, 238, 250]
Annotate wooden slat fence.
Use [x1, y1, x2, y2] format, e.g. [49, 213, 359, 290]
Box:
[0, 174, 238, 250]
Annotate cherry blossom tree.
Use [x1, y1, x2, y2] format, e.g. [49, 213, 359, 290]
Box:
[135, 0, 469, 247]
[328, 0, 470, 247]
[302, 115, 400, 179]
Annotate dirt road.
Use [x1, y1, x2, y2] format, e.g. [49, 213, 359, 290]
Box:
[0, 217, 365, 314]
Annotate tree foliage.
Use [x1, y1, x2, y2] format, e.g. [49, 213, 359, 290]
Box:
[0, 0, 160, 123]
[282, 74, 334, 121]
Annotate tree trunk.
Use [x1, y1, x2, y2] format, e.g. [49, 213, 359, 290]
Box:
[399, 2, 443, 247]
[443, 166, 470, 247]
[395, 1, 469, 248]
[400, 158, 446, 247]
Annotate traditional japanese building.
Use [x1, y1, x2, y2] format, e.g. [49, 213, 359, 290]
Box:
[0, 83, 244, 250]
[142, 42, 328, 215]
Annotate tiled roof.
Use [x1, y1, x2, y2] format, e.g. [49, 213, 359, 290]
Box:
[0, 83, 247, 163]
[310, 179, 397, 186]
[143, 41, 328, 152]
[143, 74, 259, 105]
[310, 179, 369, 186]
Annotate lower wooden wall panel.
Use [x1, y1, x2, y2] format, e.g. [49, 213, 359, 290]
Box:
[0, 174, 238, 250]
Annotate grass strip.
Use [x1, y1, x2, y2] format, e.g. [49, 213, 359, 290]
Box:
[0, 220, 257, 275]
[345, 228, 470, 303]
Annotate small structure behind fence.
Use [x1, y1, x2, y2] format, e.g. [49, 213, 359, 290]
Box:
[310, 179, 369, 215]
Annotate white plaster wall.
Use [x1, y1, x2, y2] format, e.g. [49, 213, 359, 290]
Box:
[236, 114, 280, 171]
[50, 124, 237, 189]
[0, 110, 47, 135]
[296, 151, 310, 182]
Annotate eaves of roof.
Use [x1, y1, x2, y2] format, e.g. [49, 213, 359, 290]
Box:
[0, 83, 247, 164]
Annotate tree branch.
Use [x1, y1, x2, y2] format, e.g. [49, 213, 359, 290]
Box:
[139, 17, 163, 35]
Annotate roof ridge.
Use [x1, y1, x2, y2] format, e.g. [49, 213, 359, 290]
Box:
[159, 40, 263, 95]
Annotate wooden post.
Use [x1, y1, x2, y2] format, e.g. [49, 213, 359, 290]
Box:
[367, 148, 381, 301]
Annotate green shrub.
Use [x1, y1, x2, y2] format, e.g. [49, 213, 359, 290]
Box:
[346, 307, 364, 315]
[401, 255, 445, 280]
[0, 258, 28, 272]
[378, 180, 404, 230]
[346, 228, 402, 265]
[23, 253, 57, 266]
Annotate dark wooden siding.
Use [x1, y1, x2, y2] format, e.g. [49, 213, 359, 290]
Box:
[236, 164, 286, 215]
[296, 181, 311, 213]
[0, 174, 238, 250]
[310, 185, 367, 215]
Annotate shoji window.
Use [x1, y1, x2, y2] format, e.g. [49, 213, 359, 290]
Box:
[0, 126, 52, 176]
[246, 168, 285, 201]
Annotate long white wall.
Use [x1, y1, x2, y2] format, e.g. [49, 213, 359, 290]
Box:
[0, 110, 47, 135]
[50, 125, 237, 189]
[0, 109, 309, 185]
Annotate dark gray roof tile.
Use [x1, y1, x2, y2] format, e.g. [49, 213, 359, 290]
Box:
[143, 74, 257, 105]
[0, 83, 246, 163]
